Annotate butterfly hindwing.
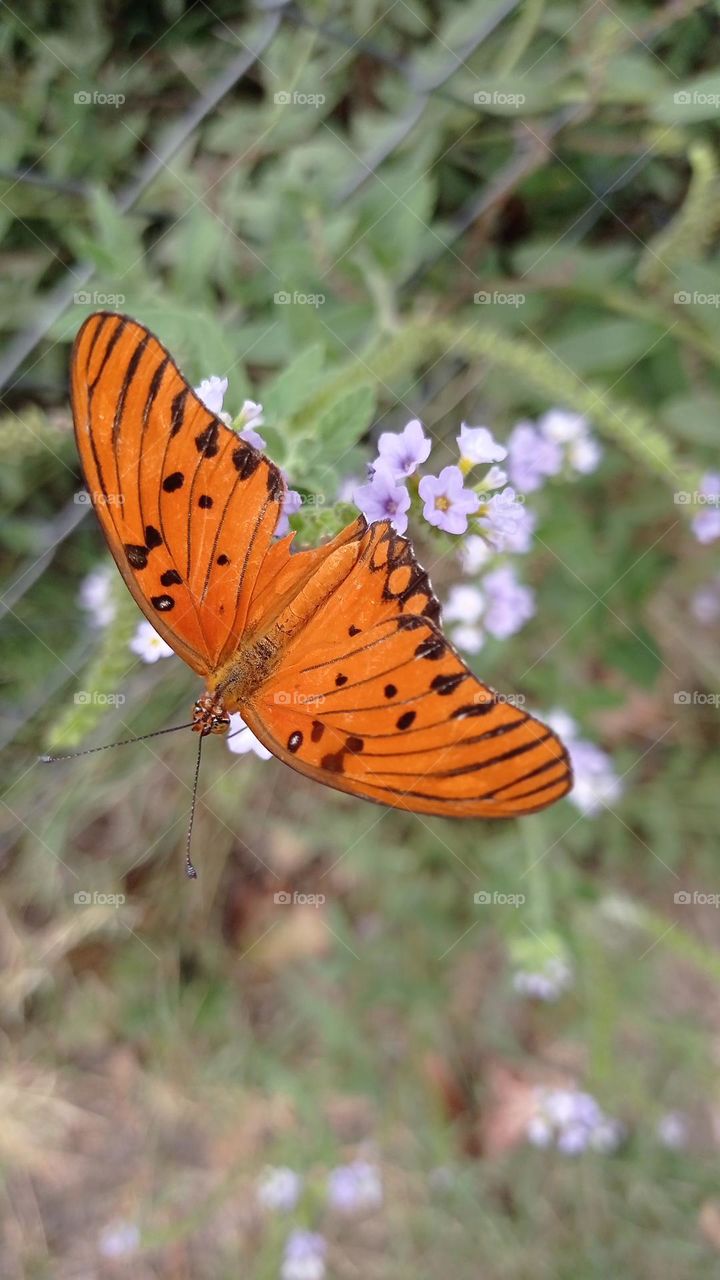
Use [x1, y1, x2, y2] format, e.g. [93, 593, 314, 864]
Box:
[71, 312, 285, 675]
[235, 521, 571, 817]
[241, 612, 571, 817]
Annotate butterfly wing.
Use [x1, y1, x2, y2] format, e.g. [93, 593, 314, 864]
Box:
[238, 522, 571, 817]
[71, 312, 285, 675]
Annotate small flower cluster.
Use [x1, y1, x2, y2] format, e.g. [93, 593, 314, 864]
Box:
[258, 1159, 383, 1280]
[509, 931, 573, 1001]
[352, 410, 601, 656]
[513, 955, 573, 1002]
[546, 709, 622, 815]
[527, 1086, 624, 1155]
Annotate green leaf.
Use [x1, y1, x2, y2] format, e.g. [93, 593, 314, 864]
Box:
[263, 343, 326, 422]
[302, 384, 376, 472]
[551, 318, 664, 376]
[651, 73, 720, 123]
[604, 628, 663, 688]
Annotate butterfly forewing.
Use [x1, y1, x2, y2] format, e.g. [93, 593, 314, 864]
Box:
[71, 313, 285, 674]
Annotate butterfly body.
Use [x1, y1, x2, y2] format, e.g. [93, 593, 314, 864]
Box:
[71, 312, 572, 821]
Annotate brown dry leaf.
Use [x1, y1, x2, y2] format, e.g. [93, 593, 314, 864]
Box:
[594, 688, 670, 743]
[249, 905, 331, 969]
[481, 1061, 542, 1157]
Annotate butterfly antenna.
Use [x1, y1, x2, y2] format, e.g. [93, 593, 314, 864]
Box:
[184, 731, 204, 881]
[39, 722, 194, 763]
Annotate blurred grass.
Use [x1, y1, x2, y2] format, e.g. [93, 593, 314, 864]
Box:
[2, 1, 720, 1276]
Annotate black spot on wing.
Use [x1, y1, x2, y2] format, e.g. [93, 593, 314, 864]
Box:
[144, 524, 162, 550]
[431, 672, 466, 696]
[195, 421, 220, 457]
[231, 444, 261, 479]
[170, 388, 189, 436]
[415, 635, 445, 660]
[452, 699, 498, 719]
[151, 594, 175, 611]
[125, 544, 148, 569]
[163, 471, 184, 492]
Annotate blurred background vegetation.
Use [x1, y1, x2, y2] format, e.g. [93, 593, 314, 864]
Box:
[2, 1, 720, 1276]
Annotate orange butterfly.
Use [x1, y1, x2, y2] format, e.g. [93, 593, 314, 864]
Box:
[70, 313, 571, 871]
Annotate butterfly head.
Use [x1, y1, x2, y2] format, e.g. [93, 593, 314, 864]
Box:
[192, 692, 231, 737]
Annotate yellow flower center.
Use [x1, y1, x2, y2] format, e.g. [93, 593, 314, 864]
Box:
[434, 495, 451, 512]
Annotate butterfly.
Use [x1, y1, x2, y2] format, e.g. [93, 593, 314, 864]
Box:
[69, 312, 571, 871]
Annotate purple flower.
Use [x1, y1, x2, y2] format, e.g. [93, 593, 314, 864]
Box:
[456, 423, 507, 467]
[657, 1112, 688, 1150]
[460, 534, 492, 574]
[419, 465, 480, 534]
[194, 375, 228, 418]
[539, 409, 602, 475]
[507, 421, 563, 493]
[478, 487, 534, 552]
[481, 565, 535, 639]
[257, 1166, 301, 1212]
[691, 577, 720, 624]
[354, 467, 411, 534]
[567, 740, 622, 814]
[275, 486, 303, 538]
[239, 398, 264, 428]
[376, 418, 431, 479]
[444, 585, 485, 653]
[239, 426, 266, 451]
[545, 710, 621, 816]
[538, 409, 589, 445]
[528, 1087, 622, 1156]
[281, 1230, 327, 1280]
[692, 472, 720, 544]
[513, 956, 573, 1001]
[327, 1160, 382, 1213]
